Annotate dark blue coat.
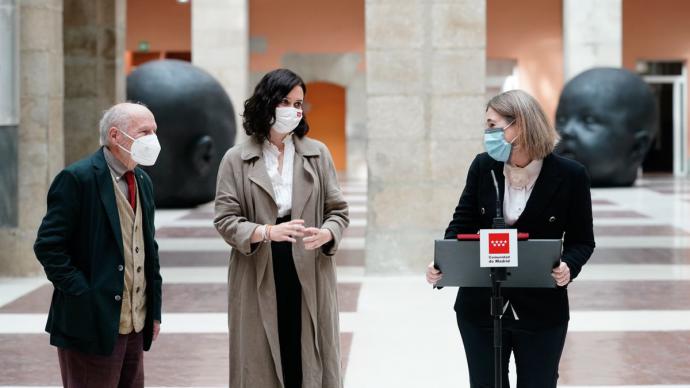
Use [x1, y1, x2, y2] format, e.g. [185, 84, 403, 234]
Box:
[34, 148, 162, 355]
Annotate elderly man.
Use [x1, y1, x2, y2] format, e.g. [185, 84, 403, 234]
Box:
[34, 102, 163, 388]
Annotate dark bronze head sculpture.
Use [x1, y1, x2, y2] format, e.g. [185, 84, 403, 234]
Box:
[555, 68, 657, 187]
[127, 60, 236, 207]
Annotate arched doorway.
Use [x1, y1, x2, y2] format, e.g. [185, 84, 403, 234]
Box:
[304, 82, 347, 172]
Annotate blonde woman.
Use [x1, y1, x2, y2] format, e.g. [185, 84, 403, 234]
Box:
[427, 90, 595, 387]
[214, 69, 349, 388]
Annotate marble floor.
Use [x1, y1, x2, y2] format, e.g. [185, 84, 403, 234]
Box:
[1, 176, 690, 387]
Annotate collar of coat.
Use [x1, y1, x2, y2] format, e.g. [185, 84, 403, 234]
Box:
[239, 135, 322, 222]
[240, 134, 320, 161]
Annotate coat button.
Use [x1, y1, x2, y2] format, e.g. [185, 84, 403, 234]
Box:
[137, 266, 142, 273]
[117, 265, 124, 272]
[549, 216, 556, 223]
[115, 295, 122, 302]
[480, 207, 486, 215]
[136, 286, 140, 293]
[135, 247, 139, 253]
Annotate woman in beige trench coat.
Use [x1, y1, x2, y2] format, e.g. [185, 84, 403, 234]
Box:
[214, 69, 349, 388]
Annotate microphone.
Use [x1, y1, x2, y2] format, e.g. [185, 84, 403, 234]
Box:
[489, 170, 508, 283]
[490, 170, 506, 229]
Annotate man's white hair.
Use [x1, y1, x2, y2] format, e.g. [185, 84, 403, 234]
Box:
[98, 102, 150, 146]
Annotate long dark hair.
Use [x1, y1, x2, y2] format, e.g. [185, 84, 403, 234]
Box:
[242, 69, 309, 142]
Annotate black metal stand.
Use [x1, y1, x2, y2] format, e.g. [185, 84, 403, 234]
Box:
[490, 267, 507, 388]
[490, 211, 507, 388]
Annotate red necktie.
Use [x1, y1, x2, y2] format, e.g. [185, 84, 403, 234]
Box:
[124, 171, 137, 210]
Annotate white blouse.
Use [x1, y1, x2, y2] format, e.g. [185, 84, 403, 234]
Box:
[262, 135, 295, 218]
[503, 159, 543, 226]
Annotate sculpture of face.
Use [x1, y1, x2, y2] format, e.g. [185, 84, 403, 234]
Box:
[555, 68, 657, 187]
[127, 60, 236, 207]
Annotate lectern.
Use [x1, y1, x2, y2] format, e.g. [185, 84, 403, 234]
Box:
[433, 237, 562, 388]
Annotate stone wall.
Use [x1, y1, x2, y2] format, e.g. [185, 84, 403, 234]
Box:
[0, 0, 64, 276]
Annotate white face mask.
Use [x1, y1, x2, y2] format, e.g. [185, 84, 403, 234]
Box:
[272, 107, 303, 134]
[117, 129, 161, 166]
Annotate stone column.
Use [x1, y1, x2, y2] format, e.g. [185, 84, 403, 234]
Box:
[0, 0, 64, 276]
[0, 0, 20, 228]
[192, 0, 248, 143]
[345, 71, 367, 180]
[563, 0, 622, 81]
[365, 0, 486, 273]
[63, 0, 126, 165]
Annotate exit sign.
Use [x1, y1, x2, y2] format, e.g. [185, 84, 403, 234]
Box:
[138, 40, 150, 52]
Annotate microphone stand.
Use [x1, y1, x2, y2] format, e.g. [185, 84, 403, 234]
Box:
[490, 170, 507, 388]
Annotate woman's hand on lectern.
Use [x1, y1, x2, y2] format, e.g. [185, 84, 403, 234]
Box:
[426, 261, 443, 285]
[551, 261, 571, 286]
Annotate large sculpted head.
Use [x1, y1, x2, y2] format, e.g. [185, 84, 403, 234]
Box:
[555, 68, 657, 187]
[127, 60, 236, 207]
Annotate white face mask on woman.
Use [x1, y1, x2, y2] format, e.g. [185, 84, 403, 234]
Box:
[117, 129, 161, 166]
[272, 107, 303, 134]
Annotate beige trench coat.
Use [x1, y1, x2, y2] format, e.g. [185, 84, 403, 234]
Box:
[214, 135, 349, 388]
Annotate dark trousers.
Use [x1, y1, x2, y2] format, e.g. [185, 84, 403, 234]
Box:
[457, 316, 568, 388]
[272, 215, 303, 388]
[57, 331, 144, 388]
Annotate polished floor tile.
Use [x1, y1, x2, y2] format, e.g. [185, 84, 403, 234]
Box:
[160, 251, 229, 267]
[594, 225, 690, 236]
[590, 248, 690, 264]
[161, 248, 364, 268]
[0, 333, 354, 386]
[591, 199, 617, 205]
[178, 211, 214, 221]
[560, 331, 690, 385]
[593, 210, 649, 218]
[568, 280, 690, 310]
[0, 282, 361, 314]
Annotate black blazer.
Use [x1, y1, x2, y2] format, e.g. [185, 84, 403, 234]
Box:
[34, 148, 162, 355]
[445, 152, 595, 328]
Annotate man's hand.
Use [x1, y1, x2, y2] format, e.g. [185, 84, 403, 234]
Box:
[153, 320, 161, 341]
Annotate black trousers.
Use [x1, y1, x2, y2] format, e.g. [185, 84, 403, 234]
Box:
[457, 315, 568, 388]
[272, 215, 303, 388]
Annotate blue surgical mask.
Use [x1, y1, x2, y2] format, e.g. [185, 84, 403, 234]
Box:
[483, 121, 516, 162]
